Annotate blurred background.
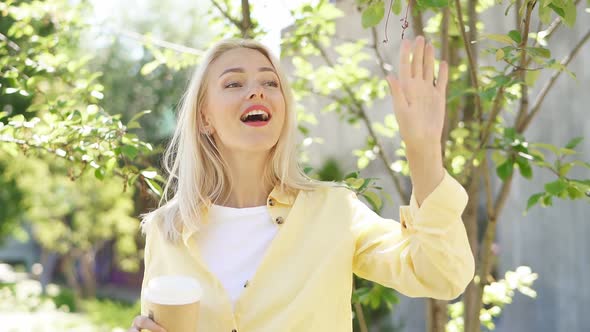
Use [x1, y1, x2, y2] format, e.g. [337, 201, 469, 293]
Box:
[1, 0, 589, 331]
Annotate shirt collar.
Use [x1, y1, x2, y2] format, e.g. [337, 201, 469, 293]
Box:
[181, 184, 298, 246]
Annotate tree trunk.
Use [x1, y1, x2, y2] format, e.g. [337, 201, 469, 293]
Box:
[462, 167, 482, 332]
[62, 253, 82, 310]
[80, 250, 97, 298]
[427, 299, 448, 332]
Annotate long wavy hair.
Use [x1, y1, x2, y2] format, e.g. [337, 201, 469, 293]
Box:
[141, 39, 334, 243]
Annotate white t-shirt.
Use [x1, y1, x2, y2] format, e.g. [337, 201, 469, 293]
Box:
[194, 203, 278, 308]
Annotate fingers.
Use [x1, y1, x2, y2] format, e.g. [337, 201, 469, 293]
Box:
[399, 39, 412, 82]
[411, 36, 425, 79]
[436, 61, 449, 93]
[386, 75, 408, 111]
[131, 315, 167, 332]
[424, 43, 435, 82]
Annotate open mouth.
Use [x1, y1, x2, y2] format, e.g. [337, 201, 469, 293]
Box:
[240, 108, 271, 126]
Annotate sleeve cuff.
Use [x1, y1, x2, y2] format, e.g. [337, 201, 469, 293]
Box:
[400, 169, 468, 233]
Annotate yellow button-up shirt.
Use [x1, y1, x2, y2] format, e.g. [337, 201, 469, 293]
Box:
[140, 170, 474, 332]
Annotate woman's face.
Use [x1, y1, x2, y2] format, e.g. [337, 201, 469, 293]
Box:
[203, 48, 286, 154]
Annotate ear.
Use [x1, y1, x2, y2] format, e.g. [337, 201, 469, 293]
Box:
[200, 110, 215, 135]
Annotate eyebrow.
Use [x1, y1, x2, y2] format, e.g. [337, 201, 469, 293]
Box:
[219, 67, 277, 78]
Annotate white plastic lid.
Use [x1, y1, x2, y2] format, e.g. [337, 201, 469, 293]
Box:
[144, 275, 202, 305]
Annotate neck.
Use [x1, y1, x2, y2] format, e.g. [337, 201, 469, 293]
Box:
[218, 148, 274, 208]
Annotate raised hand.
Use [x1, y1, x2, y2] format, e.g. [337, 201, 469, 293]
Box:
[385, 35, 448, 204]
[386, 36, 448, 150]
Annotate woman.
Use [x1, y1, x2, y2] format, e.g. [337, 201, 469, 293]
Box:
[129, 36, 474, 332]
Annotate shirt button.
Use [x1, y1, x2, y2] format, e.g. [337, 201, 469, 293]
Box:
[268, 198, 274, 206]
[275, 216, 284, 224]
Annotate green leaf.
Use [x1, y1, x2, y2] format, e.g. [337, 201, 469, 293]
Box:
[527, 47, 551, 58]
[495, 48, 505, 61]
[563, 1, 576, 27]
[496, 159, 514, 181]
[94, 167, 106, 180]
[531, 142, 560, 155]
[144, 178, 162, 196]
[525, 70, 541, 86]
[516, 158, 533, 179]
[392, 0, 402, 15]
[545, 179, 568, 195]
[127, 110, 152, 129]
[548, 3, 565, 18]
[559, 162, 575, 176]
[361, 1, 385, 28]
[541, 195, 553, 207]
[362, 190, 382, 211]
[486, 34, 515, 45]
[419, 0, 449, 8]
[508, 30, 522, 44]
[539, 4, 552, 24]
[570, 160, 590, 169]
[567, 186, 584, 199]
[345, 177, 365, 190]
[140, 60, 162, 76]
[565, 136, 583, 149]
[526, 192, 544, 211]
[344, 171, 359, 179]
[120, 145, 138, 159]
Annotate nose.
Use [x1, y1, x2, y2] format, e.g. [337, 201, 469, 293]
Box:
[248, 84, 264, 100]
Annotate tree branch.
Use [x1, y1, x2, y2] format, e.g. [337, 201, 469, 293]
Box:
[210, 0, 244, 32]
[104, 27, 203, 56]
[518, 28, 590, 132]
[371, 27, 389, 77]
[410, 0, 424, 36]
[241, 0, 253, 38]
[454, 0, 483, 121]
[514, 0, 536, 129]
[439, 8, 453, 161]
[0, 32, 20, 51]
[310, 39, 409, 203]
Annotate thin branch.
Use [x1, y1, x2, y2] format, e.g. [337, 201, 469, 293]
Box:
[518, 28, 590, 132]
[0, 32, 20, 51]
[371, 27, 389, 77]
[493, 172, 514, 217]
[440, 8, 450, 159]
[480, 88, 505, 147]
[514, 0, 536, 129]
[454, 0, 482, 121]
[353, 282, 369, 332]
[210, 0, 243, 30]
[310, 39, 409, 203]
[481, 154, 494, 217]
[104, 27, 203, 56]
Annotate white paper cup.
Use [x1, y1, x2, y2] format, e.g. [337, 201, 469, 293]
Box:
[144, 275, 202, 332]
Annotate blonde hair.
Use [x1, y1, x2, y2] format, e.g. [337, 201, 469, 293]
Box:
[141, 39, 335, 242]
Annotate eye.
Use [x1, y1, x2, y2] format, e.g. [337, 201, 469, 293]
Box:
[225, 81, 242, 88]
[263, 80, 279, 88]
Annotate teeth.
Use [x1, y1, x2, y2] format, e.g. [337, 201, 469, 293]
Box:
[241, 109, 269, 121]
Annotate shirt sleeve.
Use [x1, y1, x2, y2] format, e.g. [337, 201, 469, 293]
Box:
[350, 169, 475, 300]
[139, 219, 154, 317]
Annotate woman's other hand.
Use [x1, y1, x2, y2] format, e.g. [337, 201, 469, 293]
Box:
[128, 315, 167, 332]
